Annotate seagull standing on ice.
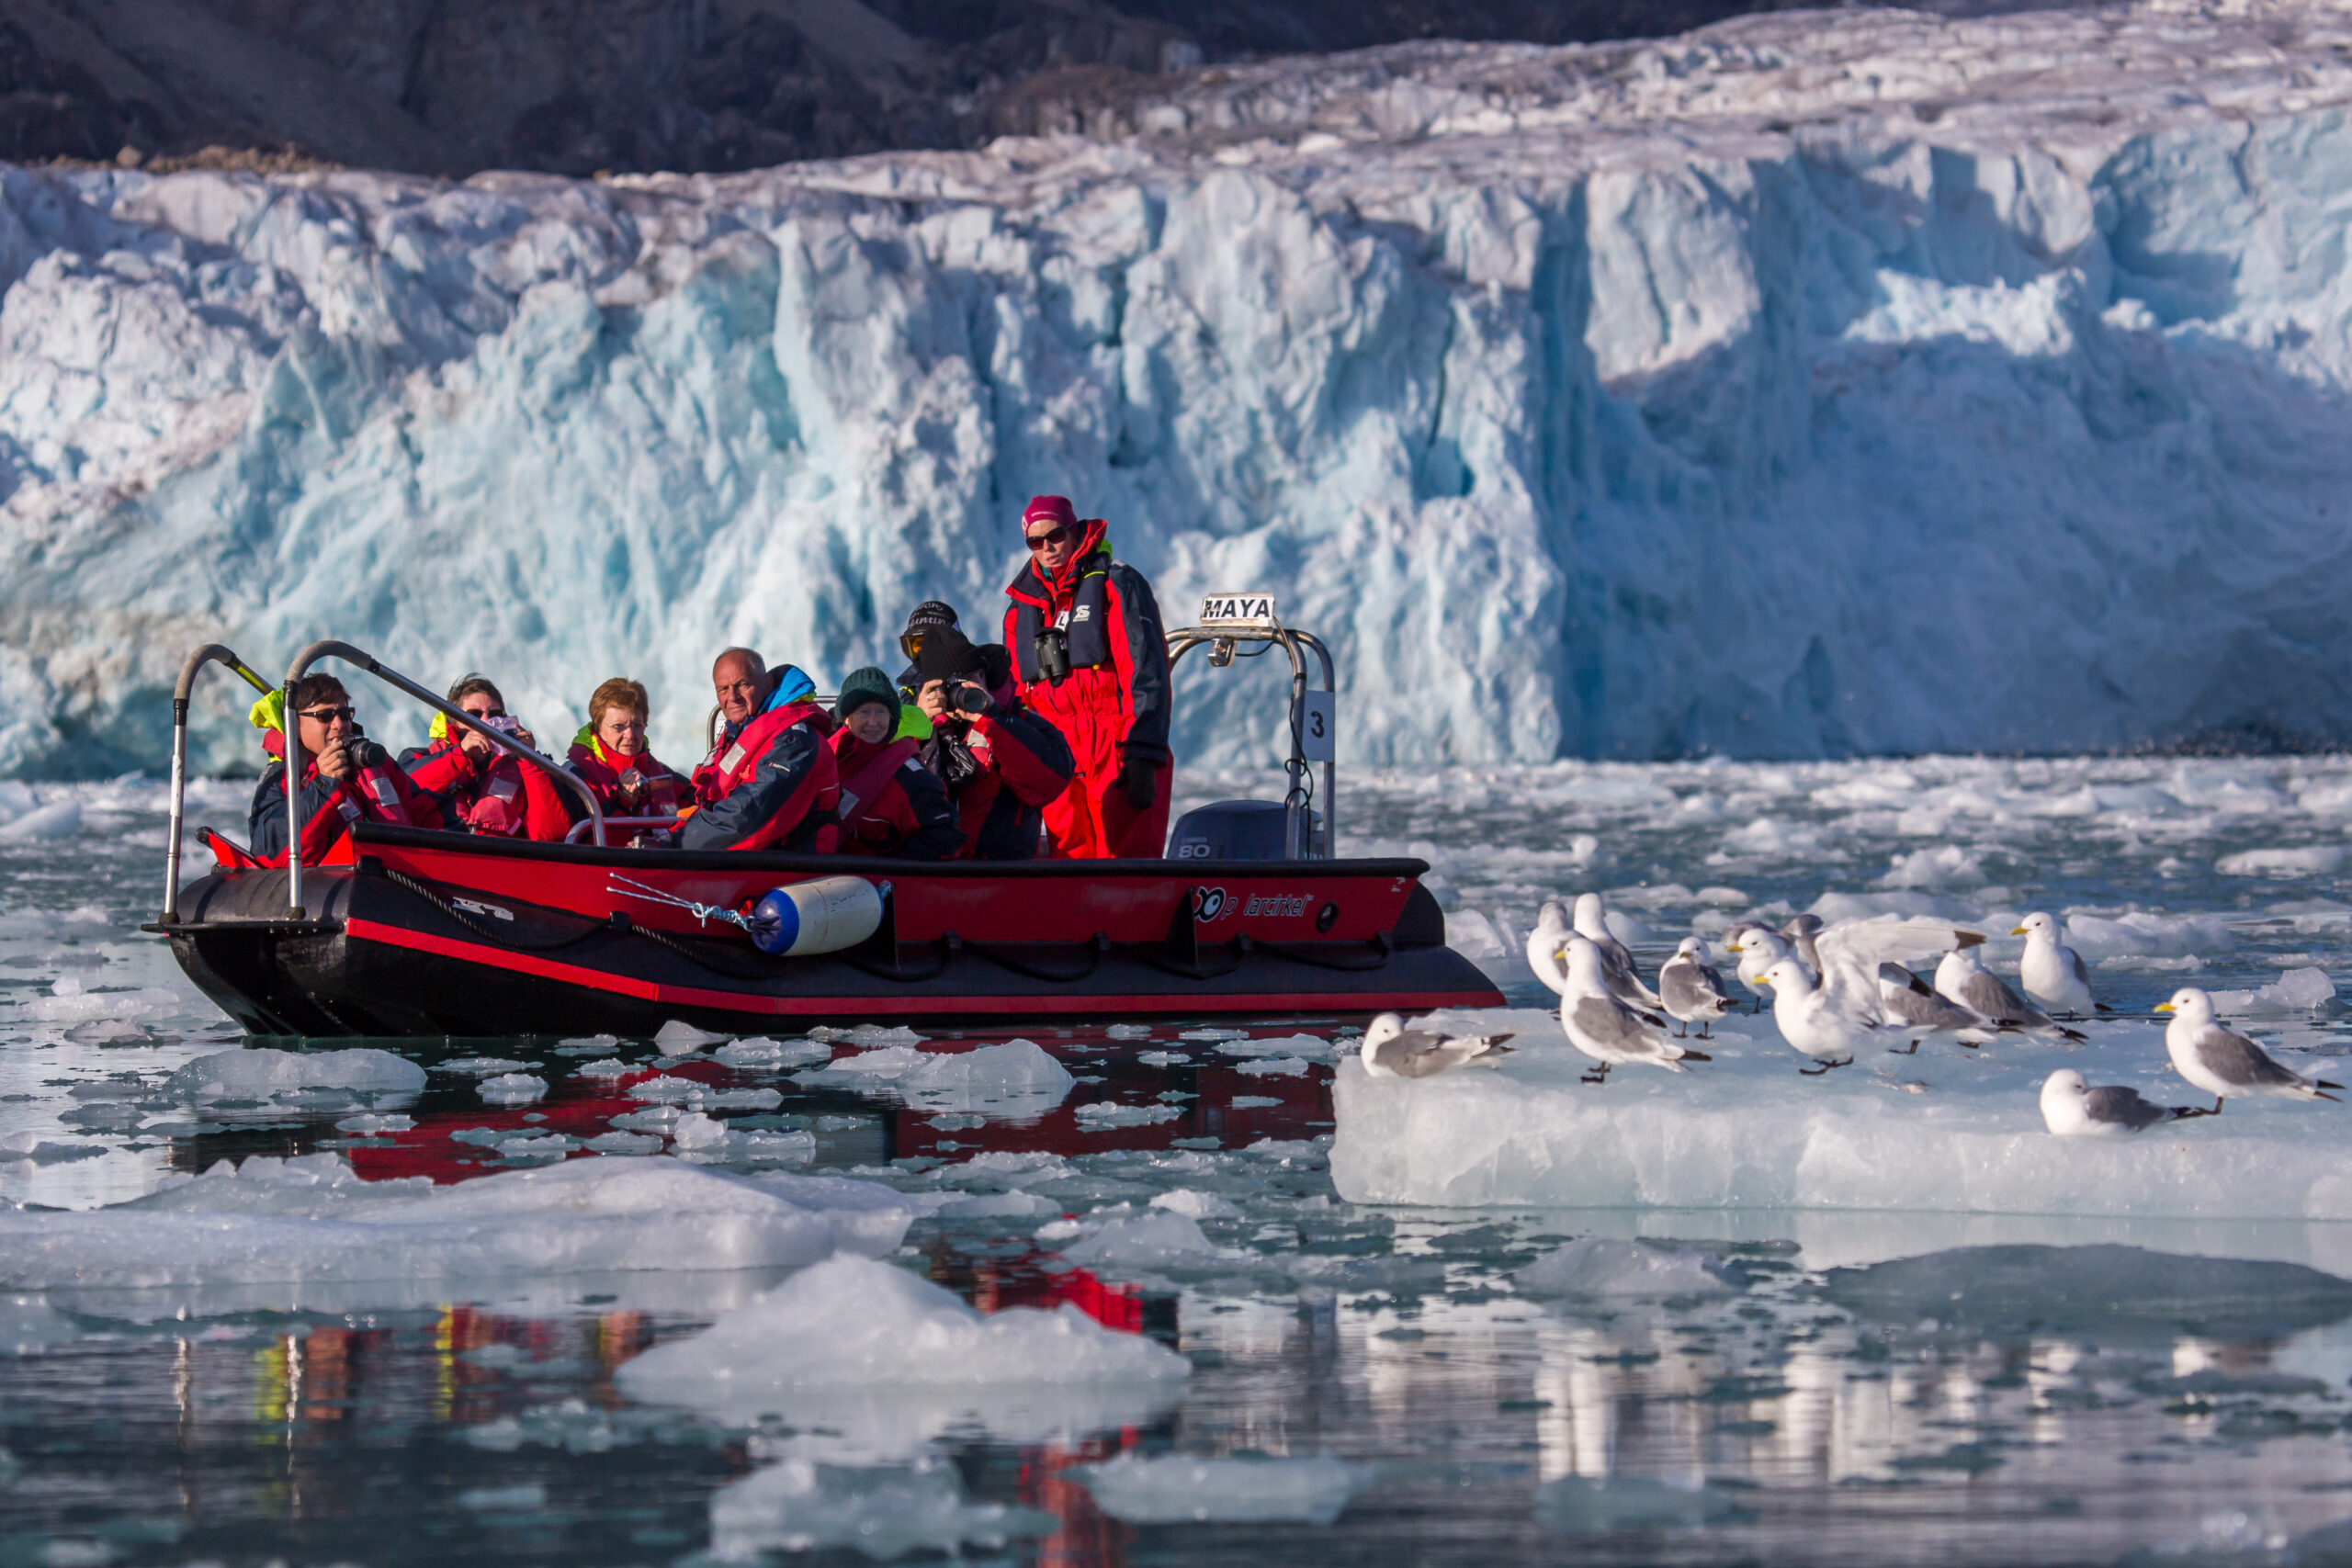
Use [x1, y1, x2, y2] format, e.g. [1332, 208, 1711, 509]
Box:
[1935, 946, 2086, 1043]
[1724, 923, 1798, 1013]
[1875, 962, 2007, 1053]
[1658, 937, 1736, 1038]
[2014, 911, 2103, 1019]
[2039, 1068, 2208, 1135]
[1558, 935, 1709, 1084]
[1359, 1012, 1516, 1079]
[2155, 987, 2342, 1115]
[1524, 900, 1574, 996]
[1758, 959, 1905, 1073]
[1573, 893, 1663, 1009]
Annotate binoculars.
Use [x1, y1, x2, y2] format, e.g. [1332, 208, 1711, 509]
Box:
[1033, 628, 1072, 682]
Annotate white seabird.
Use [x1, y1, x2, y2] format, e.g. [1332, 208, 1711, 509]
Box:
[1791, 913, 1988, 1019]
[1573, 893, 1663, 1009]
[1524, 899, 1574, 997]
[1875, 962, 2007, 1053]
[1359, 1012, 1516, 1079]
[2039, 1067, 2204, 1135]
[1724, 922, 1798, 1013]
[2155, 987, 2343, 1114]
[1935, 946, 2086, 1042]
[1559, 934, 1709, 1083]
[1658, 937, 1736, 1038]
[1758, 958, 1906, 1073]
[2014, 910, 2102, 1019]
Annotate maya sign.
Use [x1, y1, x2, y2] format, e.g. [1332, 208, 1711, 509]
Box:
[1198, 593, 1277, 626]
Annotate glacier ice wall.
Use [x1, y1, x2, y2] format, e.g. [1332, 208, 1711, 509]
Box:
[6, 4, 2352, 776]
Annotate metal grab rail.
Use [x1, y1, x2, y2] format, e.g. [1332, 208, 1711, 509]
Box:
[1164, 623, 1336, 859]
[160, 644, 275, 924]
[564, 814, 682, 846]
[280, 640, 607, 918]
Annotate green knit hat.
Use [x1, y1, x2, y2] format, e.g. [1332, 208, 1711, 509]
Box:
[833, 666, 901, 731]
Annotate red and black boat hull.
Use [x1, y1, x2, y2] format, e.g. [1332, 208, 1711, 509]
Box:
[157, 823, 1502, 1036]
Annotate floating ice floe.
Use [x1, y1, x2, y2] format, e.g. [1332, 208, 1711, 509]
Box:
[23, 978, 192, 1023]
[614, 1254, 1189, 1456]
[478, 1073, 547, 1106]
[708, 1458, 1055, 1562]
[1056, 1208, 1226, 1269]
[715, 1037, 834, 1069]
[653, 1020, 727, 1055]
[1517, 1238, 1745, 1299]
[801, 1041, 1073, 1120]
[0, 1155, 918, 1313]
[0, 801, 80, 842]
[2217, 847, 2347, 877]
[1075, 1453, 1362, 1526]
[166, 1047, 424, 1101]
[1332, 1008, 2352, 1219]
[2206, 966, 2336, 1016]
[1072, 1101, 1183, 1128]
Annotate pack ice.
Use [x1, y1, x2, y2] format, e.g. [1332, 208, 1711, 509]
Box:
[8, 4, 2352, 773]
[1331, 1008, 2352, 1220]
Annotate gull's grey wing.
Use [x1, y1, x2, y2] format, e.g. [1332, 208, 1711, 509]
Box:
[1659, 961, 1713, 1015]
[1960, 969, 2049, 1028]
[1880, 962, 1935, 998]
[2190, 1025, 2305, 1089]
[2067, 946, 2094, 991]
[1782, 915, 1824, 974]
[1880, 981, 1976, 1031]
[2082, 1085, 2165, 1132]
[1572, 996, 1665, 1055]
[1696, 961, 1733, 1002]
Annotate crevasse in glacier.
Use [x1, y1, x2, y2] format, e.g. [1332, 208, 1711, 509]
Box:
[5, 3, 2352, 775]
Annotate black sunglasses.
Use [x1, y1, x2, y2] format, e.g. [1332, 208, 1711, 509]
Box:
[1024, 525, 1071, 551]
[298, 705, 356, 723]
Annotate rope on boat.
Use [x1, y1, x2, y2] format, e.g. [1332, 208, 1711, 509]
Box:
[382, 868, 621, 953]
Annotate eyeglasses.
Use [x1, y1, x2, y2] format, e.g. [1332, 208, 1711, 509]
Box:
[899, 631, 926, 660]
[298, 705, 356, 724]
[461, 705, 507, 720]
[1024, 525, 1071, 551]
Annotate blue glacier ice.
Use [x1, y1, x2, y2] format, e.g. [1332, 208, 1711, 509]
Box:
[4, 2, 2352, 775]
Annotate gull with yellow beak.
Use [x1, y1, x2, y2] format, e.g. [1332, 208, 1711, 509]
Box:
[2157, 987, 2342, 1115]
[2014, 910, 2104, 1019]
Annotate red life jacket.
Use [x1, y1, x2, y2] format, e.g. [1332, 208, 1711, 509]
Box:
[254, 729, 425, 867]
[829, 730, 923, 852]
[407, 737, 568, 840]
[694, 700, 842, 852]
[567, 736, 689, 816]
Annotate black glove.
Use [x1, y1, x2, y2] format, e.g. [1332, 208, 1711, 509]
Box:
[1119, 754, 1159, 811]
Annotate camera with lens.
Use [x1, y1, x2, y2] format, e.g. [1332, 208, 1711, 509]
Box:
[1033, 628, 1071, 683]
[952, 682, 992, 716]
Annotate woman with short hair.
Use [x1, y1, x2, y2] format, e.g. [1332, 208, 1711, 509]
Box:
[566, 676, 690, 829]
[398, 673, 570, 840]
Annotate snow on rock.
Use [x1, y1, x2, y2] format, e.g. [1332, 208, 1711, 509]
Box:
[1517, 1237, 1745, 1299]
[12, 5, 2352, 772]
[0, 1155, 916, 1300]
[614, 1254, 1189, 1454]
[166, 1047, 425, 1101]
[1330, 1008, 2352, 1220]
[1075, 1454, 1362, 1526]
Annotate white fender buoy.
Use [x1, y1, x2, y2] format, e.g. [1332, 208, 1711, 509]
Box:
[749, 876, 883, 956]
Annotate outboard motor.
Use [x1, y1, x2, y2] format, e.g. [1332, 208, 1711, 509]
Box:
[1168, 800, 1324, 862]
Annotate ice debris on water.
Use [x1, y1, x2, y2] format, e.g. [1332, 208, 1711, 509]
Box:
[1057, 1208, 1225, 1269]
[25, 982, 191, 1023]
[333, 1112, 413, 1134]
[613, 1255, 1188, 1452]
[654, 1019, 726, 1055]
[1235, 1056, 1313, 1077]
[572, 1058, 631, 1078]
[1103, 1024, 1154, 1041]
[584, 1131, 663, 1155]
[716, 1037, 834, 1069]
[478, 1073, 548, 1106]
[1072, 1102, 1183, 1128]
[801, 1042, 1073, 1120]
[1136, 1050, 1190, 1066]
[435, 1056, 531, 1077]
[167, 1048, 424, 1101]
[708, 1458, 1056, 1562]
[808, 1025, 926, 1047]
[1075, 1453, 1362, 1526]
[2207, 966, 2336, 1015]
[1517, 1238, 1746, 1300]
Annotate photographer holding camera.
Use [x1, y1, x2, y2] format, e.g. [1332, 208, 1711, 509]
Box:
[912, 628, 1076, 861]
[397, 673, 570, 840]
[1001, 495, 1171, 859]
[247, 673, 441, 864]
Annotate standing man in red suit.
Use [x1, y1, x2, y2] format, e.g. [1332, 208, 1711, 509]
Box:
[1001, 494, 1172, 859]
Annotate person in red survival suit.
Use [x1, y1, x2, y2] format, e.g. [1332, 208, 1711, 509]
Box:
[1001, 495, 1172, 859]
[826, 667, 964, 860]
[247, 674, 441, 864]
[911, 628, 1076, 860]
[643, 648, 839, 852]
[395, 673, 569, 841]
[565, 676, 691, 828]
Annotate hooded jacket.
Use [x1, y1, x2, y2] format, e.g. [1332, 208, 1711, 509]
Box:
[249, 728, 438, 865]
[679, 665, 840, 852]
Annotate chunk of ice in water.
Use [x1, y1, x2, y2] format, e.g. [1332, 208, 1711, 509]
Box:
[612, 1255, 1188, 1454]
[585, 1131, 663, 1155]
[334, 1113, 414, 1134]
[1136, 1050, 1189, 1066]
[1057, 1209, 1220, 1268]
[1072, 1101, 1182, 1127]
[1235, 1056, 1313, 1077]
[479, 1073, 548, 1106]
[1104, 1023, 1153, 1040]
[808, 1024, 925, 1046]
[670, 1111, 727, 1149]
[1216, 1033, 1329, 1059]
[572, 1058, 630, 1078]
[1518, 1238, 1744, 1299]
[654, 1020, 725, 1055]
[167, 1048, 424, 1101]
[1076, 1453, 1361, 1526]
[2208, 966, 2336, 1015]
[435, 1056, 531, 1077]
[716, 1037, 833, 1069]
[0, 801, 81, 842]
[710, 1459, 1055, 1562]
[26, 985, 189, 1022]
[1150, 1190, 1238, 1219]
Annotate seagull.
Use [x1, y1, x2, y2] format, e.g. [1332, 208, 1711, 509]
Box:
[2039, 1068, 2209, 1135]
[1359, 1012, 1516, 1079]
[2155, 987, 2342, 1115]
[2014, 911, 2105, 1019]
[1724, 922, 1799, 1013]
[1758, 959, 1906, 1073]
[1875, 962, 2007, 1053]
[1790, 913, 1988, 1021]
[1573, 893, 1663, 1009]
[1525, 900, 1574, 997]
[1558, 935, 1709, 1084]
[1935, 946, 2086, 1043]
[1658, 937, 1736, 1038]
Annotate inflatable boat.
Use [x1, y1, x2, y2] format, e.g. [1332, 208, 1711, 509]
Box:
[149, 623, 1501, 1036]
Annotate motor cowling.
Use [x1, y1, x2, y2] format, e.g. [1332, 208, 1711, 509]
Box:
[748, 876, 884, 956]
